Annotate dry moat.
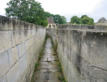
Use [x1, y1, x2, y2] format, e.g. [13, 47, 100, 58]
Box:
[31, 38, 66, 82]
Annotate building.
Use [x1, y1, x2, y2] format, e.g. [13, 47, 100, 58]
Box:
[96, 17, 107, 25]
[47, 17, 57, 28]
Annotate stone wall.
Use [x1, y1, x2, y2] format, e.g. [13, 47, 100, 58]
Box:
[0, 16, 46, 82]
[51, 25, 107, 82]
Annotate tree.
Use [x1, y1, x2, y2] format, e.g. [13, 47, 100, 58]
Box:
[80, 15, 94, 25]
[44, 12, 53, 18]
[5, 0, 48, 26]
[53, 15, 66, 24]
[70, 16, 80, 24]
[61, 16, 66, 24]
[70, 15, 94, 25]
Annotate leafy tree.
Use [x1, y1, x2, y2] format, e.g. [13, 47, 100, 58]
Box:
[5, 0, 48, 26]
[70, 16, 80, 24]
[44, 12, 54, 18]
[70, 15, 94, 25]
[80, 15, 94, 25]
[43, 12, 67, 24]
[61, 16, 66, 24]
[53, 15, 66, 24]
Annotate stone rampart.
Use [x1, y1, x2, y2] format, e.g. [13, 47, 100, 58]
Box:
[0, 16, 46, 82]
[50, 24, 107, 82]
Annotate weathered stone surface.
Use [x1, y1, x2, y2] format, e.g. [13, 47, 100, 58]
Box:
[32, 39, 63, 82]
[0, 16, 46, 82]
[49, 25, 107, 82]
[0, 51, 9, 77]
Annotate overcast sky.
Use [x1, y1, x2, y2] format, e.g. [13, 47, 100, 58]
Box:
[0, 0, 107, 22]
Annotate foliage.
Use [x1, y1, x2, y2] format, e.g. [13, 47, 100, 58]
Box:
[44, 12, 54, 17]
[44, 12, 67, 24]
[53, 15, 66, 24]
[70, 15, 94, 25]
[5, 0, 48, 26]
[60, 16, 67, 24]
[6, 0, 67, 26]
[81, 15, 94, 25]
[70, 16, 80, 24]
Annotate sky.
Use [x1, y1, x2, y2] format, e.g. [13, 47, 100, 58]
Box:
[0, 0, 107, 22]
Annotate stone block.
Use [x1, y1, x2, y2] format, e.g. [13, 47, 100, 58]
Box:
[0, 51, 9, 77]
[8, 47, 19, 68]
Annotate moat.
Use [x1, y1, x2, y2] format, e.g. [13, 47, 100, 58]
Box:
[32, 38, 66, 82]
